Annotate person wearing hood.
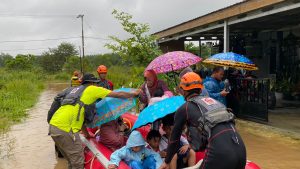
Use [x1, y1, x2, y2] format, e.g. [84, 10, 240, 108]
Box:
[139, 70, 172, 107]
[108, 131, 163, 169]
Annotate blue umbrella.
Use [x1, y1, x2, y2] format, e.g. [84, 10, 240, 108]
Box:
[88, 88, 137, 127]
[132, 96, 185, 130]
[203, 52, 258, 70]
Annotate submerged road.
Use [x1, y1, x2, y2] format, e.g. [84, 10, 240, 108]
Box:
[0, 83, 299, 169]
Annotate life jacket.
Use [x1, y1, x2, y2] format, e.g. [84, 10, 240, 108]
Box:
[60, 85, 96, 125]
[98, 79, 112, 90]
[47, 87, 75, 123]
[187, 95, 234, 151]
[71, 76, 81, 87]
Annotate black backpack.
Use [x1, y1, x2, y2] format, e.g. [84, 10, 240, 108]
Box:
[47, 85, 96, 125]
[47, 87, 75, 123]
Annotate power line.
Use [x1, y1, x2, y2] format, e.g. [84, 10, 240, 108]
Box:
[0, 47, 51, 52]
[0, 38, 110, 51]
[85, 37, 111, 40]
[0, 14, 76, 18]
[0, 37, 80, 43]
[0, 36, 110, 44]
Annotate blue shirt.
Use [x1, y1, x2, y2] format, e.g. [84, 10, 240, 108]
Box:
[203, 77, 226, 106]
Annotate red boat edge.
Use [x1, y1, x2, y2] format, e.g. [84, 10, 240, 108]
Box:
[82, 113, 261, 169]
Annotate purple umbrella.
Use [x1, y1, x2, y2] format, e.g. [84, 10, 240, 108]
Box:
[146, 51, 202, 74]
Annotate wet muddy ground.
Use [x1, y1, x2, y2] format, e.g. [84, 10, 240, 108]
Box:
[0, 83, 299, 169]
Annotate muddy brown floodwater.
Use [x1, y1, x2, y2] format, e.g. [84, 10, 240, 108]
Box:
[0, 83, 300, 169]
[0, 83, 68, 169]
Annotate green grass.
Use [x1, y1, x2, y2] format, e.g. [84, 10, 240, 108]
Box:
[106, 66, 144, 88]
[45, 66, 145, 89]
[45, 71, 71, 83]
[0, 69, 45, 134]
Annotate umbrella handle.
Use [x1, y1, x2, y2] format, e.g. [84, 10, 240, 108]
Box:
[123, 117, 132, 130]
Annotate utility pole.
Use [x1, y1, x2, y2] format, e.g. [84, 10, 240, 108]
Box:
[77, 14, 85, 73]
[78, 46, 82, 73]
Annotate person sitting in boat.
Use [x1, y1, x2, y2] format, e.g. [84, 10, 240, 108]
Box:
[108, 130, 162, 169]
[139, 70, 172, 108]
[146, 130, 163, 153]
[98, 117, 129, 151]
[146, 88, 173, 130]
[159, 114, 196, 169]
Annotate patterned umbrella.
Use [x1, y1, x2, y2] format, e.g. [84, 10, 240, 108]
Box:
[146, 51, 202, 74]
[132, 96, 185, 130]
[203, 52, 258, 70]
[88, 88, 137, 127]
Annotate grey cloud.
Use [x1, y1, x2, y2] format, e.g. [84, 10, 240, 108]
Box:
[0, 0, 241, 56]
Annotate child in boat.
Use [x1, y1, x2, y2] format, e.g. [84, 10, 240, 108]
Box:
[160, 114, 196, 169]
[146, 130, 167, 158]
[108, 130, 162, 169]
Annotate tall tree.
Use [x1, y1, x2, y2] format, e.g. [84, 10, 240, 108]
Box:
[105, 9, 162, 66]
[39, 42, 78, 72]
[0, 53, 13, 67]
[5, 54, 36, 70]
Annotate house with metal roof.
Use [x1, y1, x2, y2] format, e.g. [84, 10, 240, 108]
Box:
[153, 0, 300, 128]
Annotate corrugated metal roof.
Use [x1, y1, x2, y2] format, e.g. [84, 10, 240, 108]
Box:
[153, 0, 285, 38]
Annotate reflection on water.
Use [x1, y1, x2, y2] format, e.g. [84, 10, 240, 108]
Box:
[0, 83, 299, 169]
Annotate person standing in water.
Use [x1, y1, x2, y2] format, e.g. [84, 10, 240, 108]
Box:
[97, 65, 114, 90]
[71, 70, 82, 87]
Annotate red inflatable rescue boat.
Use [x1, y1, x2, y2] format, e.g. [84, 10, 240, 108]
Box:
[82, 113, 260, 169]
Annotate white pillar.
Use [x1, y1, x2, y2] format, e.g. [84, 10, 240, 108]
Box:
[224, 20, 229, 53]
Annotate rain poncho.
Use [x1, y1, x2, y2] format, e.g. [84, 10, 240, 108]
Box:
[109, 131, 162, 169]
[203, 77, 226, 105]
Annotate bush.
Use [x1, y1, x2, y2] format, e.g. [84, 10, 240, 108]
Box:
[0, 69, 45, 132]
[106, 66, 144, 88]
[5, 54, 36, 70]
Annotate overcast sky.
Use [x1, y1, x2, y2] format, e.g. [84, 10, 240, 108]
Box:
[0, 0, 241, 56]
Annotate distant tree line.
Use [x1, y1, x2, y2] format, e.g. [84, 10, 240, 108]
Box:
[0, 42, 128, 74]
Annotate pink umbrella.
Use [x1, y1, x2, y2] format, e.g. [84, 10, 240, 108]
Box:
[146, 51, 202, 74]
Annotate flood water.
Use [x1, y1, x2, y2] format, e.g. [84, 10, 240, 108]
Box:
[0, 83, 68, 169]
[0, 83, 300, 169]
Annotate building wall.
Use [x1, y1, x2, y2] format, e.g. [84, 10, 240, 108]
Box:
[250, 28, 300, 78]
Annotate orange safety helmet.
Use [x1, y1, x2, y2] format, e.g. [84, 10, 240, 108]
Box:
[180, 72, 203, 91]
[97, 65, 107, 74]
